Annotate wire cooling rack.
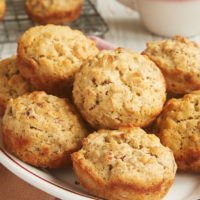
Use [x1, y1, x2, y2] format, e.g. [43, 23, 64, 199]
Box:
[0, 0, 109, 43]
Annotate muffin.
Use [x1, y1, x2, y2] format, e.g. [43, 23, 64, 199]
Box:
[0, 0, 6, 22]
[155, 90, 200, 172]
[25, 0, 83, 25]
[143, 35, 200, 95]
[17, 25, 98, 96]
[0, 56, 34, 116]
[72, 127, 177, 200]
[2, 91, 90, 168]
[73, 48, 166, 129]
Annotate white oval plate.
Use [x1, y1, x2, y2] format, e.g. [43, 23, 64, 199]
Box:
[1, 129, 200, 200]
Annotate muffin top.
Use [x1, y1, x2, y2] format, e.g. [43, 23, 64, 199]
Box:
[72, 127, 176, 187]
[3, 91, 89, 155]
[143, 36, 200, 94]
[25, 0, 82, 16]
[73, 48, 166, 129]
[155, 90, 200, 160]
[0, 56, 33, 114]
[17, 25, 98, 87]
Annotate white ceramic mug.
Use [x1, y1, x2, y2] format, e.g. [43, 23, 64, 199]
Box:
[117, 0, 200, 37]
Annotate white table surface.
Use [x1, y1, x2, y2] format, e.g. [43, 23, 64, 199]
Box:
[2, 0, 200, 60]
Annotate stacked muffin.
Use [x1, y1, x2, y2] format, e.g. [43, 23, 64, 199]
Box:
[4, 25, 200, 200]
[143, 36, 200, 173]
[1, 25, 98, 168]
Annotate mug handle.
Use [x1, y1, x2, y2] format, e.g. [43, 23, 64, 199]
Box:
[116, 0, 138, 11]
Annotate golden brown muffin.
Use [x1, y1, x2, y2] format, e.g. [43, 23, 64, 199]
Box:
[2, 91, 90, 168]
[73, 48, 166, 129]
[155, 90, 200, 172]
[17, 25, 98, 96]
[0, 56, 34, 116]
[72, 127, 177, 200]
[0, 0, 6, 22]
[25, 0, 83, 25]
[143, 35, 200, 95]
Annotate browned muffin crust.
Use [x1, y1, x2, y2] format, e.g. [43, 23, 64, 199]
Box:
[17, 25, 98, 97]
[73, 48, 166, 129]
[0, 0, 6, 22]
[143, 36, 200, 95]
[155, 90, 200, 172]
[2, 91, 90, 168]
[0, 56, 34, 115]
[72, 127, 177, 200]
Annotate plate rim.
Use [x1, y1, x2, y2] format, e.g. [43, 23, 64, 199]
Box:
[0, 147, 100, 200]
[2, 146, 200, 200]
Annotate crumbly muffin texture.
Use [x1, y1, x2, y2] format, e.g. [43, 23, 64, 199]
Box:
[143, 35, 200, 95]
[155, 90, 200, 172]
[2, 91, 89, 168]
[0, 0, 6, 22]
[72, 127, 177, 200]
[0, 56, 34, 115]
[73, 48, 166, 129]
[25, 0, 83, 24]
[17, 25, 99, 96]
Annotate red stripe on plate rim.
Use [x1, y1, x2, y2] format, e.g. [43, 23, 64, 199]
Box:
[0, 147, 99, 200]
